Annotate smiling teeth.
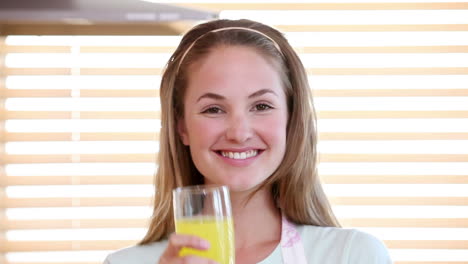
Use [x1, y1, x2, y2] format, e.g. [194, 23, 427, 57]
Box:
[221, 150, 258, 160]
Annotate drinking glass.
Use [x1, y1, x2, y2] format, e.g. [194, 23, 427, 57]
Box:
[173, 185, 235, 264]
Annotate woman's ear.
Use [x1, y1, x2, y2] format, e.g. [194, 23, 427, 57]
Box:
[177, 118, 189, 146]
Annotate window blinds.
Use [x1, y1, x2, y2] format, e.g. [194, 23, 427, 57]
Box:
[1, 1, 468, 263]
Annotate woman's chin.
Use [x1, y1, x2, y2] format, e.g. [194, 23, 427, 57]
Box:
[224, 181, 264, 194]
[203, 176, 264, 193]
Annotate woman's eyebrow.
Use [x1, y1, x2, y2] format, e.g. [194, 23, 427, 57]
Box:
[248, 89, 278, 99]
[197, 93, 225, 102]
[196, 89, 277, 102]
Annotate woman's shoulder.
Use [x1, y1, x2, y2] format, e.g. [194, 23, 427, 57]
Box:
[103, 240, 168, 264]
[297, 225, 392, 263]
[344, 229, 393, 264]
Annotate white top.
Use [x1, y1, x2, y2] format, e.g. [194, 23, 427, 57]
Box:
[104, 225, 392, 264]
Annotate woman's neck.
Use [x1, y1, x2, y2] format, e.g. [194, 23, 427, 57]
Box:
[230, 187, 281, 250]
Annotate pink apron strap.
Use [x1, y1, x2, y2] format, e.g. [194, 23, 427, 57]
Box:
[280, 215, 308, 264]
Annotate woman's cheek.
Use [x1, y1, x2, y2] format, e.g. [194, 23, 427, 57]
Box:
[192, 118, 223, 143]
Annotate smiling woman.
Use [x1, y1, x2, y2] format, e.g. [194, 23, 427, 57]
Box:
[103, 18, 391, 264]
[1, 1, 468, 264]
[177, 46, 289, 192]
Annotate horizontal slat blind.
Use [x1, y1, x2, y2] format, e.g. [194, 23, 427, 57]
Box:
[1, 36, 8, 264]
[1, 1, 468, 264]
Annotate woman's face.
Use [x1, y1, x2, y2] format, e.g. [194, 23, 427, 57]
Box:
[178, 45, 288, 192]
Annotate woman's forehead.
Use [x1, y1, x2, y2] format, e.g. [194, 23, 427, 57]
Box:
[184, 46, 283, 96]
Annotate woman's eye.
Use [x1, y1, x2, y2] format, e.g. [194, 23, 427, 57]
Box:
[254, 103, 272, 111]
[202, 107, 223, 114]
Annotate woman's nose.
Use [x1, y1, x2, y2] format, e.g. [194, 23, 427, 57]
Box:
[225, 113, 253, 143]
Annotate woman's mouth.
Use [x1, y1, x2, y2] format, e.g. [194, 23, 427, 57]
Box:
[217, 149, 260, 160]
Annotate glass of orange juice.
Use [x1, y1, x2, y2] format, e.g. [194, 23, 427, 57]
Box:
[173, 185, 235, 264]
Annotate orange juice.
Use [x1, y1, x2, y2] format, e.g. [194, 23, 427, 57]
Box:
[175, 217, 235, 264]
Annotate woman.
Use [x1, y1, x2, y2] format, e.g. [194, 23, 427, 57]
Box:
[104, 19, 392, 264]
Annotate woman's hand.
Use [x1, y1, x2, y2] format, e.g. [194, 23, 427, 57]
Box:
[158, 233, 219, 264]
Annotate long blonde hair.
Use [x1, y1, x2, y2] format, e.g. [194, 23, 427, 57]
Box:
[140, 19, 339, 245]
